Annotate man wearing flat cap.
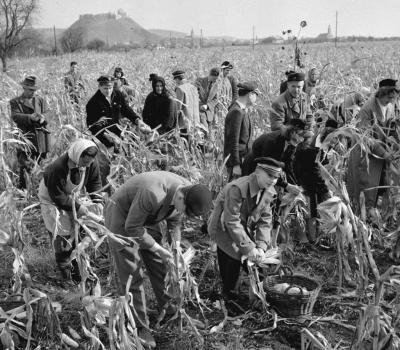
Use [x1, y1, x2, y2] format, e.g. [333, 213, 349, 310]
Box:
[86, 75, 151, 152]
[224, 81, 260, 181]
[208, 157, 283, 310]
[10, 76, 50, 188]
[105, 171, 212, 348]
[195, 67, 221, 128]
[347, 78, 400, 217]
[172, 70, 202, 135]
[270, 72, 314, 135]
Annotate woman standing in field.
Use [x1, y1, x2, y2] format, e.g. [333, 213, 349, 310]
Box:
[39, 139, 104, 284]
[142, 75, 177, 134]
[113, 67, 129, 85]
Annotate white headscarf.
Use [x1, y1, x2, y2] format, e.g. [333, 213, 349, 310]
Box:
[67, 139, 97, 167]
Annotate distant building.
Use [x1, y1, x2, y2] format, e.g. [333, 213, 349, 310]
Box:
[316, 25, 334, 41]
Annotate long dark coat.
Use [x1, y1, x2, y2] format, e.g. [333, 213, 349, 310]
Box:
[86, 89, 140, 148]
[224, 102, 252, 168]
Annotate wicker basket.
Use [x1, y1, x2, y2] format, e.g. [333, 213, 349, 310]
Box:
[263, 274, 321, 318]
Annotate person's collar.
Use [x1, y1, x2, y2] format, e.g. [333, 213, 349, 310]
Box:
[249, 174, 261, 198]
[236, 99, 246, 110]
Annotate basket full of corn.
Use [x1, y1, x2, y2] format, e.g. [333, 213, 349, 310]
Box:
[263, 273, 321, 318]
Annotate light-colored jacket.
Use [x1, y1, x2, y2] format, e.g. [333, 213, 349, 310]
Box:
[208, 174, 274, 260]
[175, 82, 200, 130]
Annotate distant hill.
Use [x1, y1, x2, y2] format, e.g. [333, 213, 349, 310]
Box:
[148, 29, 187, 38]
[68, 12, 160, 46]
[35, 27, 66, 42]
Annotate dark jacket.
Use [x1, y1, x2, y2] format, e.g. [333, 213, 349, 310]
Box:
[242, 130, 296, 186]
[10, 95, 48, 154]
[224, 102, 252, 167]
[227, 75, 238, 102]
[86, 89, 140, 148]
[142, 77, 176, 134]
[42, 153, 103, 212]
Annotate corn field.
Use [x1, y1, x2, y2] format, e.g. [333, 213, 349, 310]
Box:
[1, 41, 400, 349]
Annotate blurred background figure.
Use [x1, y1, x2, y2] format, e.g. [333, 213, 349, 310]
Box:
[64, 61, 85, 104]
[113, 67, 129, 85]
[10, 75, 50, 189]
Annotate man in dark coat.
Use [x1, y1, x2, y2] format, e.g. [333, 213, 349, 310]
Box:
[86, 75, 151, 151]
[105, 171, 212, 348]
[224, 81, 260, 181]
[142, 75, 176, 134]
[10, 76, 50, 189]
[242, 119, 306, 194]
[270, 72, 314, 135]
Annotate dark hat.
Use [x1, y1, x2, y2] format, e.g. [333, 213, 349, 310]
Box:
[209, 67, 220, 77]
[149, 73, 157, 81]
[114, 67, 123, 73]
[284, 70, 296, 76]
[221, 61, 233, 69]
[184, 184, 212, 217]
[287, 72, 305, 82]
[378, 79, 399, 92]
[97, 75, 114, 85]
[237, 81, 260, 95]
[21, 76, 39, 90]
[254, 157, 284, 176]
[172, 70, 185, 78]
[325, 118, 338, 129]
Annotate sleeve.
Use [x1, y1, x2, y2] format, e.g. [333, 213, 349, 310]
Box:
[231, 77, 238, 101]
[64, 76, 71, 90]
[124, 189, 158, 249]
[120, 92, 140, 124]
[166, 97, 177, 130]
[223, 185, 256, 256]
[254, 193, 273, 251]
[142, 95, 151, 125]
[207, 84, 219, 111]
[45, 167, 78, 212]
[357, 109, 386, 158]
[85, 160, 103, 203]
[167, 213, 183, 242]
[86, 100, 102, 135]
[269, 101, 286, 131]
[10, 100, 33, 129]
[225, 110, 243, 166]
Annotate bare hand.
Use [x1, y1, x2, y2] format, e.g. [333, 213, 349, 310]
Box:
[30, 113, 40, 122]
[247, 247, 263, 263]
[156, 245, 173, 264]
[232, 165, 242, 176]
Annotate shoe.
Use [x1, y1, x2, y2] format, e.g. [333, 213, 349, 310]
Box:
[138, 327, 156, 348]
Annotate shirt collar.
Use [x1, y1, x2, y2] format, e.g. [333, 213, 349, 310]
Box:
[236, 100, 246, 110]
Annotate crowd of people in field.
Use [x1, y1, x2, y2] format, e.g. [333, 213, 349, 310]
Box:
[8, 59, 400, 347]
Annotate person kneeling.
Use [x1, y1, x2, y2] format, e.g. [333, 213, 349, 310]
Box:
[208, 157, 283, 313]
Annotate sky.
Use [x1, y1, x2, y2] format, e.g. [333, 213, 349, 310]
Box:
[37, 0, 400, 39]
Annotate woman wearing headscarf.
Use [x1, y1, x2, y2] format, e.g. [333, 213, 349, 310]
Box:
[142, 75, 176, 134]
[303, 67, 318, 96]
[39, 139, 103, 283]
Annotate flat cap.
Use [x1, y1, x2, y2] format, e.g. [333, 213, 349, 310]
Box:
[184, 184, 212, 217]
[221, 61, 233, 69]
[237, 81, 260, 95]
[255, 157, 284, 176]
[379, 79, 399, 91]
[97, 75, 114, 84]
[172, 70, 185, 78]
[287, 72, 305, 82]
